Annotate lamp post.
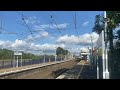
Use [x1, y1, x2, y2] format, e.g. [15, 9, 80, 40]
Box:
[104, 11, 109, 79]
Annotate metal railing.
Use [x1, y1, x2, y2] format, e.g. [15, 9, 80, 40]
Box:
[0, 57, 66, 69]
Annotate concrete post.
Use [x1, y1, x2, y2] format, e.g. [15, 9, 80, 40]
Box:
[16, 56, 18, 67]
[97, 50, 99, 79]
[21, 55, 22, 67]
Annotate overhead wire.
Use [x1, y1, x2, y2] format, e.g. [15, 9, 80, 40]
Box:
[47, 11, 69, 50]
[72, 11, 84, 46]
[17, 11, 59, 39]
[16, 11, 33, 35]
[0, 18, 17, 35]
[72, 11, 79, 36]
[16, 11, 76, 53]
[49, 11, 64, 36]
[16, 11, 60, 51]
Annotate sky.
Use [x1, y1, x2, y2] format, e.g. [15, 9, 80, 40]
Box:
[0, 11, 103, 55]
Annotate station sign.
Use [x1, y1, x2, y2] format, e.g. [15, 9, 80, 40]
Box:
[14, 51, 22, 55]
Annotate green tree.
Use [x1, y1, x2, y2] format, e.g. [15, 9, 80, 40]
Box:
[92, 14, 104, 35]
[92, 11, 120, 58]
[56, 47, 62, 56]
[0, 48, 41, 60]
[93, 11, 120, 77]
[56, 47, 69, 56]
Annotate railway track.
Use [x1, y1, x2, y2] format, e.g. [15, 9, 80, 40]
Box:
[56, 60, 96, 79]
[16, 59, 78, 79]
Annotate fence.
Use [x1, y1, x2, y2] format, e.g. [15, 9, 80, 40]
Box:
[0, 56, 66, 69]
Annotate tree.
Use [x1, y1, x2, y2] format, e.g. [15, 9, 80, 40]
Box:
[93, 11, 120, 77]
[56, 47, 63, 56]
[64, 50, 68, 55]
[0, 48, 40, 60]
[93, 11, 120, 57]
[56, 47, 69, 56]
[92, 14, 104, 35]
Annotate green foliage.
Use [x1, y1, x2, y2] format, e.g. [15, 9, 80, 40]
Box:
[92, 14, 104, 34]
[92, 11, 120, 53]
[56, 47, 69, 56]
[107, 11, 120, 30]
[0, 48, 40, 60]
[92, 11, 120, 36]
[0, 49, 14, 60]
[92, 11, 120, 73]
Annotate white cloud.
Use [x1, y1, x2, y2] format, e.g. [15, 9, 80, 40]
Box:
[34, 31, 48, 38]
[0, 39, 89, 55]
[0, 39, 27, 50]
[82, 21, 89, 27]
[40, 31, 48, 37]
[11, 39, 26, 49]
[0, 41, 5, 46]
[0, 33, 97, 55]
[0, 39, 66, 55]
[26, 35, 34, 41]
[57, 34, 78, 44]
[25, 31, 48, 42]
[35, 43, 65, 51]
[50, 23, 68, 29]
[0, 40, 12, 49]
[33, 25, 44, 31]
[33, 23, 69, 31]
[57, 32, 99, 45]
[24, 16, 38, 24]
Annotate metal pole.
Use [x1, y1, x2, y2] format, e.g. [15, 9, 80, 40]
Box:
[104, 11, 109, 79]
[102, 30, 106, 79]
[21, 55, 22, 67]
[44, 52, 45, 63]
[14, 55, 15, 67]
[16, 56, 18, 67]
[97, 50, 99, 79]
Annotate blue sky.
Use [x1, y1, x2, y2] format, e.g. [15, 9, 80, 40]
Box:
[0, 11, 103, 55]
